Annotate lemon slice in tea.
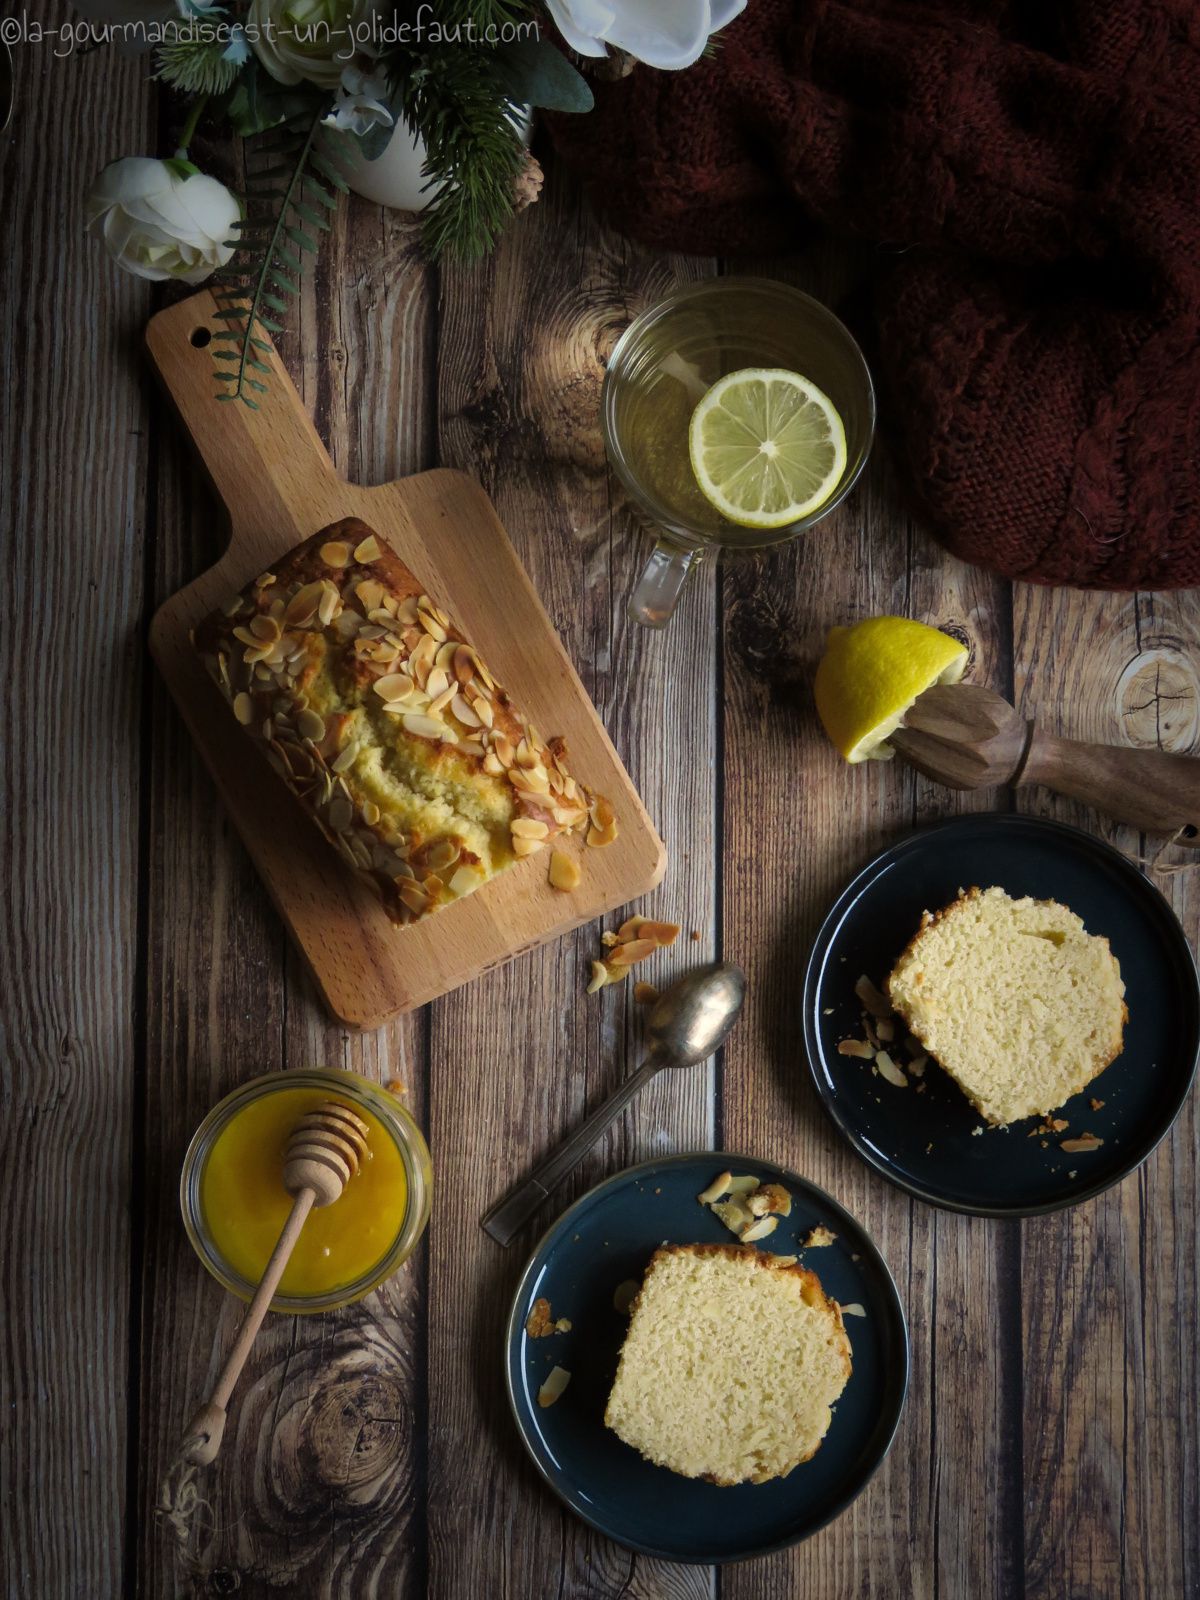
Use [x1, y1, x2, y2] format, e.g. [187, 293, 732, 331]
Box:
[688, 368, 847, 530]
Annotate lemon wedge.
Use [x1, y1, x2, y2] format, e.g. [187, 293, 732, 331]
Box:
[688, 368, 847, 529]
[814, 616, 969, 763]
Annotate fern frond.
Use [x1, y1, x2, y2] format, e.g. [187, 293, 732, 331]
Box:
[209, 107, 347, 407]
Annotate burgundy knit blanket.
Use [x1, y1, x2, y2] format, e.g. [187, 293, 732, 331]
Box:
[548, 0, 1200, 590]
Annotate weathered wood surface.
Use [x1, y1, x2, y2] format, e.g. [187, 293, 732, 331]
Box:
[4, 45, 1199, 1600]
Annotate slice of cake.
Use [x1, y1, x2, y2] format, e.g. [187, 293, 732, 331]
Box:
[604, 1244, 852, 1485]
[887, 885, 1127, 1125]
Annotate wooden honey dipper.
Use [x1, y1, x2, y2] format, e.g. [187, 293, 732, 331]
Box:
[178, 1100, 371, 1467]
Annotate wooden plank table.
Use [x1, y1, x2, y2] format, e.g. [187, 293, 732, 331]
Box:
[3, 39, 1198, 1598]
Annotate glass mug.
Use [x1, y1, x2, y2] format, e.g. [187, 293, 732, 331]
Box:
[602, 278, 876, 627]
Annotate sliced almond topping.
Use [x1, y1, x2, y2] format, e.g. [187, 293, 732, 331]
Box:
[249, 614, 280, 642]
[451, 694, 481, 728]
[425, 665, 450, 700]
[697, 1171, 733, 1205]
[548, 848, 581, 892]
[586, 960, 610, 994]
[428, 684, 457, 717]
[233, 692, 254, 725]
[418, 608, 448, 642]
[855, 974, 893, 1018]
[354, 534, 382, 563]
[613, 1280, 639, 1315]
[374, 673, 414, 703]
[295, 708, 325, 742]
[402, 713, 445, 741]
[711, 1197, 754, 1236]
[361, 800, 381, 827]
[512, 817, 549, 840]
[837, 1039, 876, 1060]
[317, 583, 340, 627]
[1060, 1134, 1104, 1153]
[284, 581, 326, 627]
[319, 540, 351, 567]
[512, 836, 545, 858]
[537, 1366, 571, 1408]
[472, 695, 494, 728]
[587, 823, 618, 849]
[356, 578, 386, 613]
[874, 1050, 908, 1088]
[635, 920, 680, 947]
[482, 750, 504, 776]
[605, 937, 657, 966]
[740, 1215, 779, 1243]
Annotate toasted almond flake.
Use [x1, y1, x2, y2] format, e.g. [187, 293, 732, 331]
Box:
[233, 692, 254, 725]
[285, 581, 326, 627]
[740, 1215, 779, 1243]
[331, 746, 357, 774]
[537, 1369, 569, 1408]
[908, 1053, 928, 1077]
[327, 796, 353, 833]
[855, 974, 893, 1018]
[493, 734, 516, 768]
[615, 916, 646, 941]
[697, 1171, 733, 1205]
[711, 1197, 754, 1235]
[512, 817, 549, 840]
[509, 766, 551, 796]
[355, 578, 386, 613]
[249, 614, 280, 642]
[319, 540, 351, 567]
[354, 534, 382, 563]
[1061, 1134, 1104, 1153]
[613, 1280, 639, 1315]
[427, 684, 457, 716]
[512, 836, 545, 858]
[318, 584, 340, 627]
[590, 794, 616, 831]
[482, 750, 504, 776]
[402, 713, 445, 740]
[448, 865, 479, 898]
[548, 848, 581, 892]
[633, 981, 659, 1005]
[837, 1038, 876, 1059]
[606, 937, 657, 966]
[586, 960, 609, 994]
[232, 625, 260, 649]
[296, 708, 325, 742]
[840, 1302, 867, 1317]
[425, 666, 450, 700]
[636, 920, 680, 947]
[587, 824, 618, 849]
[361, 800, 381, 827]
[374, 673, 414, 703]
[472, 695, 494, 727]
[418, 609, 447, 642]
[725, 1175, 759, 1196]
[874, 1050, 908, 1088]
[397, 878, 429, 914]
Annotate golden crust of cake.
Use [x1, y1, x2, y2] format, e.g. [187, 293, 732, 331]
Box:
[603, 1243, 852, 1486]
[192, 518, 588, 925]
[887, 885, 1127, 1125]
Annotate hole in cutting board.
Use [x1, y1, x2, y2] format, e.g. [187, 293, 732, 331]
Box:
[190, 326, 212, 349]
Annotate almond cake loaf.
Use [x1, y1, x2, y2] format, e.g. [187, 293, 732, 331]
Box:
[192, 518, 590, 925]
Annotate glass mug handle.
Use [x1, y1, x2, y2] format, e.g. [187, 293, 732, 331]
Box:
[628, 537, 700, 629]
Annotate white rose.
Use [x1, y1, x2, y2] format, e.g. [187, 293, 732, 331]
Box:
[546, 0, 746, 70]
[248, 0, 365, 90]
[85, 158, 241, 285]
[324, 63, 393, 137]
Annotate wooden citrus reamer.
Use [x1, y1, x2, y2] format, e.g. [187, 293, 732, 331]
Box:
[892, 682, 1200, 840]
[178, 1101, 371, 1466]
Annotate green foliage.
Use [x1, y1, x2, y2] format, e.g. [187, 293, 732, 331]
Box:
[156, 37, 240, 97]
[383, 2, 592, 258]
[209, 107, 348, 408]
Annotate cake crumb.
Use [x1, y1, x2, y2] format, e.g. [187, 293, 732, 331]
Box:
[803, 1226, 837, 1249]
[384, 1078, 407, 1098]
[1090, 1098, 1105, 1111]
[971, 1125, 984, 1137]
[537, 1366, 571, 1407]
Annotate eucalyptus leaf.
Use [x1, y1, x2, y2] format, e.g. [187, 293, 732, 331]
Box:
[494, 38, 593, 113]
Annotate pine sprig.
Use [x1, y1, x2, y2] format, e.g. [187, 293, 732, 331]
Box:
[385, 9, 532, 260]
[209, 108, 347, 407]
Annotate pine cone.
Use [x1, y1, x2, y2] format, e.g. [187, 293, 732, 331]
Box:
[512, 153, 544, 213]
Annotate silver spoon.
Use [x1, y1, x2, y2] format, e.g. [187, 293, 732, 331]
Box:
[481, 961, 746, 1247]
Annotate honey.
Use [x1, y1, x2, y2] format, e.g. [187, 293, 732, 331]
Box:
[186, 1074, 429, 1308]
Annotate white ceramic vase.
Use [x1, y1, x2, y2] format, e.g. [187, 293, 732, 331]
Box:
[344, 109, 532, 214]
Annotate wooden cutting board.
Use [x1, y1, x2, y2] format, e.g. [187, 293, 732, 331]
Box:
[146, 291, 666, 1029]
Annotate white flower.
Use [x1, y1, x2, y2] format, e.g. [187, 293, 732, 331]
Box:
[85, 158, 241, 285]
[247, 0, 365, 90]
[324, 63, 393, 138]
[546, 0, 745, 70]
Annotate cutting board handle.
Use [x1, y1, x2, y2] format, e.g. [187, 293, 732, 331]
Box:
[144, 290, 342, 538]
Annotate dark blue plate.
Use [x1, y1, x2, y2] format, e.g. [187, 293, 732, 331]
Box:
[804, 814, 1199, 1216]
[505, 1152, 908, 1563]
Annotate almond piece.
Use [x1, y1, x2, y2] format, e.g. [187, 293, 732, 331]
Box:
[874, 1050, 908, 1088]
[537, 1366, 571, 1408]
[548, 847, 581, 892]
[605, 937, 657, 967]
[585, 960, 610, 994]
[636, 920, 681, 947]
[855, 974, 893, 1018]
[697, 1171, 733, 1205]
[837, 1038, 876, 1060]
[740, 1215, 779, 1243]
[354, 534, 382, 563]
